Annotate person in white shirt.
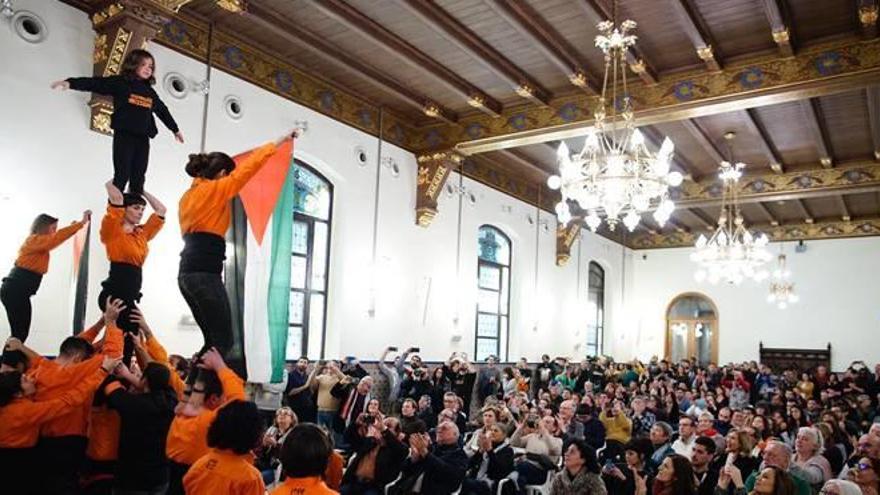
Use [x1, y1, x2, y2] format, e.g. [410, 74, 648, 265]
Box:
[672, 415, 697, 460]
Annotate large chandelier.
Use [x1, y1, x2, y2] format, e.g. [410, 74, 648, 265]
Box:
[548, 13, 682, 232]
[691, 132, 772, 285]
[767, 253, 798, 309]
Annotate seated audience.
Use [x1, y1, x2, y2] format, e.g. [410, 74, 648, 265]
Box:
[461, 424, 514, 494]
[257, 406, 297, 485]
[341, 416, 409, 494]
[550, 439, 606, 495]
[396, 420, 468, 495]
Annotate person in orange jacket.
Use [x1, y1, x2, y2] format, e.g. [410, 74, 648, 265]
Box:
[177, 129, 296, 379]
[0, 210, 90, 342]
[165, 347, 246, 495]
[98, 181, 165, 365]
[183, 400, 266, 495]
[271, 423, 339, 495]
[0, 344, 118, 495]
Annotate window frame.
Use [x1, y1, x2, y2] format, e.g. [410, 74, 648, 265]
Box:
[586, 261, 605, 357]
[288, 160, 333, 360]
[475, 225, 512, 362]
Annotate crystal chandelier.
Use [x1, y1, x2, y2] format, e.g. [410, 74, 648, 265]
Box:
[767, 253, 798, 309]
[692, 132, 772, 285]
[548, 10, 682, 232]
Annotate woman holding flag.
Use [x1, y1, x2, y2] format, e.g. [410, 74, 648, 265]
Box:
[178, 130, 297, 379]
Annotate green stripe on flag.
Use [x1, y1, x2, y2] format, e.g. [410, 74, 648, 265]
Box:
[267, 164, 296, 382]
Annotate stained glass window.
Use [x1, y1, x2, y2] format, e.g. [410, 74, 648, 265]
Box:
[288, 161, 332, 360]
[475, 225, 511, 361]
[586, 262, 604, 357]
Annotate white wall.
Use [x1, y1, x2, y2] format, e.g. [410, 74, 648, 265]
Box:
[624, 237, 880, 370]
[0, 0, 625, 362]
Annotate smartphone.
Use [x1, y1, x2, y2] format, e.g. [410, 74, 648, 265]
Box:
[389, 346, 398, 352]
[603, 459, 615, 472]
[412, 347, 421, 353]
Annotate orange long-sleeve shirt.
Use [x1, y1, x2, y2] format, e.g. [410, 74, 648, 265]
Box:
[100, 204, 163, 266]
[13, 221, 85, 274]
[86, 406, 120, 462]
[178, 142, 277, 237]
[270, 476, 338, 495]
[165, 367, 246, 465]
[0, 366, 108, 448]
[183, 449, 265, 495]
[31, 323, 123, 438]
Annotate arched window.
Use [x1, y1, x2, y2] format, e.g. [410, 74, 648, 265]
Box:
[586, 262, 605, 356]
[476, 225, 511, 361]
[666, 293, 718, 365]
[288, 161, 332, 359]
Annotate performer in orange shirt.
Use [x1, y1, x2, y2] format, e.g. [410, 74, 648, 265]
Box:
[98, 181, 165, 364]
[0, 210, 89, 342]
[271, 423, 339, 495]
[177, 130, 296, 379]
[183, 400, 266, 495]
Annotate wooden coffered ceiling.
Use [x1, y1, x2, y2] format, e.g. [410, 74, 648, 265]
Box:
[64, 0, 880, 249]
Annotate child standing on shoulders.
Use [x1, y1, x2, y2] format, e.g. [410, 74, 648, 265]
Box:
[51, 48, 184, 195]
[1, 210, 90, 342]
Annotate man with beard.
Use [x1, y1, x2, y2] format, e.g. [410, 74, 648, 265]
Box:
[285, 357, 317, 423]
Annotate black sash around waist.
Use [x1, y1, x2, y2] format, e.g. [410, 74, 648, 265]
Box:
[179, 232, 226, 275]
[101, 262, 143, 301]
[2, 267, 43, 295]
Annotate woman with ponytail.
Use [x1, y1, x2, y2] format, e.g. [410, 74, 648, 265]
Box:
[1, 210, 90, 342]
[178, 130, 296, 380]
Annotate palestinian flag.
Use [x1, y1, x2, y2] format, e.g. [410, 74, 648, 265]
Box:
[236, 138, 295, 383]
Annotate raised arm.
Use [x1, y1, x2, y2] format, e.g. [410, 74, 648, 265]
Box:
[105, 181, 124, 206]
[54, 75, 123, 96]
[75, 315, 106, 343]
[141, 190, 166, 217]
[21, 212, 89, 252]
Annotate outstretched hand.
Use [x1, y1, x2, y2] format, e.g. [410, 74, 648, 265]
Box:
[174, 131, 185, 144]
[103, 297, 126, 325]
[198, 347, 228, 371]
[51, 80, 70, 90]
[81, 210, 92, 223]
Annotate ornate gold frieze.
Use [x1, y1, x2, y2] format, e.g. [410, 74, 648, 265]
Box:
[89, 100, 114, 135]
[772, 28, 790, 44]
[555, 223, 581, 266]
[216, 0, 246, 13]
[93, 34, 108, 65]
[102, 28, 132, 76]
[861, 6, 879, 26]
[696, 45, 715, 61]
[92, 2, 124, 27]
[629, 218, 880, 249]
[409, 36, 880, 153]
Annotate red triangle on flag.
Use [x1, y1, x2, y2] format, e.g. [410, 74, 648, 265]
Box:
[237, 139, 294, 245]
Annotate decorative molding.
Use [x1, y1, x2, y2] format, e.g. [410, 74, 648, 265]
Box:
[416, 151, 462, 227]
[629, 217, 880, 249]
[555, 222, 581, 266]
[671, 160, 880, 208]
[412, 36, 880, 154]
[216, 0, 245, 13]
[153, 13, 418, 150]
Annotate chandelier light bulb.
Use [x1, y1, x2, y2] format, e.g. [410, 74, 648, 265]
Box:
[557, 141, 570, 160]
[630, 128, 645, 149]
[666, 171, 683, 187]
[585, 211, 602, 232]
[623, 211, 640, 232]
[547, 175, 562, 190]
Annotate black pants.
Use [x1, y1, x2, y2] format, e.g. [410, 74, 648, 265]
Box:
[178, 271, 246, 379]
[37, 435, 88, 495]
[0, 446, 36, 495]
[98, 263, 143, 365]
[112, 131, 150, 195]
[166, 460, 190, 495]
[0, 269, 41, 342]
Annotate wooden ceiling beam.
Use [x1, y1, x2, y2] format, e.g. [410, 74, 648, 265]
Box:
[799, 98, 834, 168]
[393, 0, 551, 107]
[245, 1, 457, 123]
[311, 0, 502, 116]
[679, 119, 725, 164]
[860, 1, 879, 39]
[868, 86, 880, 161]
[793, 199, 814, 223]
[743, 109, 785, 173]
[835, 195, 852, 221]
[759, 0, 795, 57]
[486, 0, 600, 94]
[496, 149, 552, 178]
[755, 201, 780, 226]
[666, 217, 691, 234]
[687, 208, 717, 231]
[669, 0, 722, 71]
[575, 0, 658, 84]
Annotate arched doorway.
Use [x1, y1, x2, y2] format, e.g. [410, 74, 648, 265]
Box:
[666, 293, 718, 365]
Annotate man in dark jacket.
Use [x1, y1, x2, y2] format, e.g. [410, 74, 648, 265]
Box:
[396, 421, 467, 495]
[341, 417, 410, 494]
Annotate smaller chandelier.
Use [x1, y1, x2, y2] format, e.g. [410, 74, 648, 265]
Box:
[691, 133, 772, 285]
[767, 253, 798, 309]
[548, 15, 682, 232]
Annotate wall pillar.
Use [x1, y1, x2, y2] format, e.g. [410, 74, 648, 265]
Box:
[415, 150, 462, 227]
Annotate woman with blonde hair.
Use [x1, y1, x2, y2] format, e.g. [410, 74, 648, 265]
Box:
[257, 407, 298, 484]
[724, 429, 760, 482]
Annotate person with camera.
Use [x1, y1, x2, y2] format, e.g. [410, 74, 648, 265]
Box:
[511, 413, 564, 488]
[284, 357, 317, 423]
[335, 376, 375, 439]
[341, 413, 410, 495]
[602, 438, 653, 495]
[403, 364, 433, 403]
[477, 355, 503, 406]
